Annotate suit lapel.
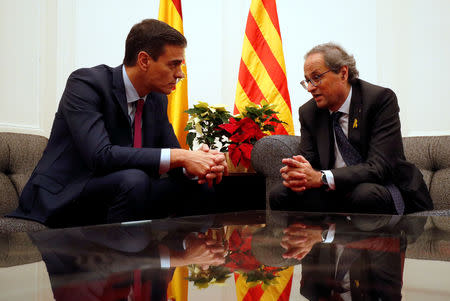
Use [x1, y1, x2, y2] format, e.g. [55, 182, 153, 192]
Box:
[317, 109, 333, 169]
[348, 83, 363, 155]
[112, 65, 130, 122]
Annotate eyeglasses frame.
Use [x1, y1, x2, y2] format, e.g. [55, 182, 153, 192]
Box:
[300, 69, 332, 90]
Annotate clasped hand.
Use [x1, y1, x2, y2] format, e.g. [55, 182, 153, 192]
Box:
[281, 223, 323, 260]
[185, 144, 228, 186]
[280, 155, 322, 192]
[181, 230, 227, 268]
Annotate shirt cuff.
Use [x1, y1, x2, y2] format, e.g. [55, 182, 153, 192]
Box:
[159, 149, 170, 174]
[323, 223, 335, 243]
[323, 170, 336, 190]
[158, 245, 171, 268]
[183, 168, 198, 179]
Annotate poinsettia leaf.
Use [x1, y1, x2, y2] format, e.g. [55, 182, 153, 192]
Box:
[206, 136, 215, 145]
[228, 229, 243, 251]
[184, 108, 197, 114]
[263, 124, 275, 132]
[239, 143, 253, 160]
[186, 132, 196, 150]
[184, 123, 193, 131]
[264, 109, 277, 115]
[228, 145, 241, 167]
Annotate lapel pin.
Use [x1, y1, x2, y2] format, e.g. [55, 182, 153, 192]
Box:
[353, 118, 358, 129]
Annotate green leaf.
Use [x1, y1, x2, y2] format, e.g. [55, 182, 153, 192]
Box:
[186, 132, 196, 150]
[206, 136, 215, 145]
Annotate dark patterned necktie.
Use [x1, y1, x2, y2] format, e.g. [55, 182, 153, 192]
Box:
[331, 112, 405, 215]
[133, 99, 145, 148]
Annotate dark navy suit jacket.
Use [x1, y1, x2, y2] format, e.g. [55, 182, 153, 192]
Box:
[10, 65, 181, 224]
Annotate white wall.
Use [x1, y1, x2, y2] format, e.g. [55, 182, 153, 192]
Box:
[1, 0, 449, 137]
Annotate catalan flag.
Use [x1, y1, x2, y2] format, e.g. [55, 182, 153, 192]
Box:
[234, 0, 294, 135]
[159, 0, 189, 149]
[235, 267, 294, 301]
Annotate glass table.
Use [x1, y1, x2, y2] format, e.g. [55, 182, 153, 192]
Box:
[0, 210, 449, 300]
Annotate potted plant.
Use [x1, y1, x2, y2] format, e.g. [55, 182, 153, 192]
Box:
[185, 100, 286, 171]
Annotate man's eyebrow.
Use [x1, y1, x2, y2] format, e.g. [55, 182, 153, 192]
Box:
[304, 71, 317, 79]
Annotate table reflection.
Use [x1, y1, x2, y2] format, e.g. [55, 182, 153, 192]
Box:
[1, 211, 448, 301]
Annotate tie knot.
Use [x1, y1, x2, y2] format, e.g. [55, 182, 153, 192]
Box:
[136, 99, 144, 109]
[332, 111, 343, 123]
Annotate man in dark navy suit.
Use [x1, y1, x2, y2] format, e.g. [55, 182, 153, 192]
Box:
[10, 19, 227, 227]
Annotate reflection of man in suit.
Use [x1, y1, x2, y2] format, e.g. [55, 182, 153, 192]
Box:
[270, 42, 432, 214]
[10, 19, 226, 227]
[276, 214, 425, 300]
[28, 223, 226, 301]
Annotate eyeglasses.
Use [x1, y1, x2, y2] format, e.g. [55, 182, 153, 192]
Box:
[300, 70, 331, 90]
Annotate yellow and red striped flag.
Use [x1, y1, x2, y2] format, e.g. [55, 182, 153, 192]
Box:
[159, 0, 189, 149]
[234, 0, 294, 135]
[166, 266, 188, 301]
[235, 267, 294, 301]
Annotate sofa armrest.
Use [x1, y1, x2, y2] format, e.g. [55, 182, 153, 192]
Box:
[251, 135, 301, 209]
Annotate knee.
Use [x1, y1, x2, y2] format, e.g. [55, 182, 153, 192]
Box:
[349, 183, 382, 202]
[348, 183, 392, 213]
[117, 169, 151, 197]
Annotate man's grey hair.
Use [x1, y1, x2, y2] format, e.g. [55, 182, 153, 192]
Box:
[305, 42, 359, 82]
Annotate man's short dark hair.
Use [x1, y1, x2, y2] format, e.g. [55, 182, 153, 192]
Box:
[305, 42, 359, 83]
[123, 19, 187, 66]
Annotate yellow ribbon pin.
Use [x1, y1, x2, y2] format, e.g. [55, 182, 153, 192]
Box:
[353, 118, 358, 128]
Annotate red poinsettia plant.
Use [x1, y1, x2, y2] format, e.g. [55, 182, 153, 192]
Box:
[218, 101, 286, 168]
[187, 226, 287, 290]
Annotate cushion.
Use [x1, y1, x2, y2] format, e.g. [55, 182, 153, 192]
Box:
[0, 132, 47, 216]
[0, 217, 47, 234]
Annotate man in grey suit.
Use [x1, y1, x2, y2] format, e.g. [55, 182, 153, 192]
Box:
[10, 19, 226, 227]
[270, 43, 432, 214]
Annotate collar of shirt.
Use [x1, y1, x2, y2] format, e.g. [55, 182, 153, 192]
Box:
[122, 65, 148, 123]
[122, 65, 148, 104]
[330, 86, 352, 115]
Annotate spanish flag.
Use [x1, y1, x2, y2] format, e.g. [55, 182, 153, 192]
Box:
[159, 0, 189, 149]
[234, 0, 294, 135]
[159, 4, 189, 301]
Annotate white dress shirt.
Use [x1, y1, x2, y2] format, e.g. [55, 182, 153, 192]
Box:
[319, 88, 353, 245]
[322, 87, 353, 190]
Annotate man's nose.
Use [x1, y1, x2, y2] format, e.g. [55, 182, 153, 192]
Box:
[176, 65, 185, 79]
[307, 82, 316, 92]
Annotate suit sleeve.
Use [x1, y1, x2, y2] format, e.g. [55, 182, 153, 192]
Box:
[61, 70, 162, 176]
[332, 88, 403, 188]
[299, 107, 319, 166]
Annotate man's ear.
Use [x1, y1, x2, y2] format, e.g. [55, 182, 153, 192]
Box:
[137, 51, 151, 71]
[340, 66, 349, 81]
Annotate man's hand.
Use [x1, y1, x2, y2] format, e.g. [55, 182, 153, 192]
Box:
[170, 231, 227, 267]
[280, 155, 322, 192]
[280, 223, 323, 260]
[197, 144, 228, 186]
[170, 146, 227, 186]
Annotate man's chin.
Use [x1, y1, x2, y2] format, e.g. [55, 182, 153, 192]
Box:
[159, 88, 174, 95]
[314, 98, 326, 108]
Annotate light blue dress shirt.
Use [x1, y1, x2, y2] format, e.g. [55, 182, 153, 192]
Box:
[122, 66, 170, 174]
